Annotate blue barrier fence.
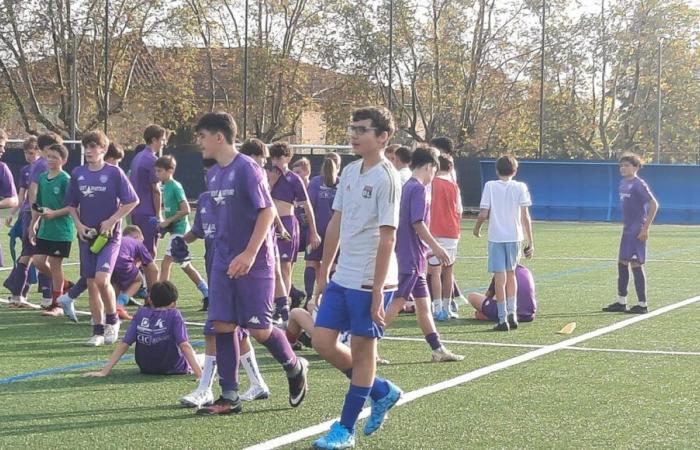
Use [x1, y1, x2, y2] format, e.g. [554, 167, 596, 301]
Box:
[479, 160, 700, 224]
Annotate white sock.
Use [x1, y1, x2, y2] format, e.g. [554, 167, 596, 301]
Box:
[442, 298, 451, 312]
[618, 296, 627, 305]
[197, 355, 217, 391]
[433, 299, 442, 313]
[639, 301, 647, 307]
[241, 348, 267, 389]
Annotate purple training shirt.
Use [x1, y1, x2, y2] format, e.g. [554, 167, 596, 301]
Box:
[619, 176, 653, 236]
[396, 177, 430, 275]
[129, 148, 158, 216]
[308, 174, 337, 238]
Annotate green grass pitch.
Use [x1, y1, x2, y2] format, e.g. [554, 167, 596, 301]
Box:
[1, 218, 699, 449]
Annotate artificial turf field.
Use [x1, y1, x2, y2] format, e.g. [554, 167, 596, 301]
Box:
[1, 219, 699, 449]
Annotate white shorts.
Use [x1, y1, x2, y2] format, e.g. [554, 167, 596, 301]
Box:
[165, 234, 183, 257]
[428, 237, 459, 266]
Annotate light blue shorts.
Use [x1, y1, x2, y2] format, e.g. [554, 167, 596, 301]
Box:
[487, 241, 520, 273]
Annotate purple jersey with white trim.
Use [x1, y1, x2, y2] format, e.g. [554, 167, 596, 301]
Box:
[64, 164, 138, 233]
[486, 265, 537, 317]
[206, 154, 275, 276]
[270, 169, 307, 205]
[0, 162, 17, 199]
[19, 164, 31, 212]
[129, 148, 158, 216]
[308, 175, 337, 238]
[619, 176, 653, 236]
[396, 178, 429, 275]
[114, 236, 153, 277]
[123, 307, 191, 375]
[29, 157, 48, 185]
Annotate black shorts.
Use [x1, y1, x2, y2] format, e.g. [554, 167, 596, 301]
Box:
[35, 239, 72, 258]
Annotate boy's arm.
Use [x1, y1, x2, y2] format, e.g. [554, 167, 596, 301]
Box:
[4, 187, 26, 225]
[227, 207, 274, 278]
[143, 261, 159, 290]
[371, 226, 396, 327]
[521, 206, 534, 258]
[100, 201, 138, 236]
[315, 211, 341, 297]
[183, 231, 199, 244]
[638, 196, 659, 242]
[27, 181, 38, 206]
[473, 208, 489, 237]
[83, 342, 130, 377]
[161, 199, 190, 227]
[68, 206, 89, 240]
[42, 206, 71, 220]
[179, 341, 203, 379]
[414, 221, 450, 265]
[152, 181, 162, 221]
[302, 200, 321, 249]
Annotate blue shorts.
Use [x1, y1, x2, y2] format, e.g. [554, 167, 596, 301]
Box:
[487, 241, 520, 273]
[315, 281, 394, 338]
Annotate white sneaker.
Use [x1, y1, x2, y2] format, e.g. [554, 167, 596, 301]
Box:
[449, 299, 459, 319]
[431, 346, 465, 362]
[104, 321, 121, 344]
[179, 389, 214, 408]
[58, 294, 78, 323]
[240, 385, 270, 402]
[40, 297, 52, 309]
[86, 335, 105, 346]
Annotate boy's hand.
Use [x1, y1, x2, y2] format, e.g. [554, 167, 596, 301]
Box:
[637, 228, 649, 241]
[75, 223, 90, 241]
[524, 244, 534, 259]
[227, 250, 255, 279]
[371, 290, 386, 328]
[41, 208, 57, 219]
[473, 224, 482, 237]
[4, 216, 13, 227]
[99, 218, 117, 236]
[307, 231, 321, 250]
[432, 245, 451, 266]
[28, 227, 37, 246]
[83, 370, 108, 378]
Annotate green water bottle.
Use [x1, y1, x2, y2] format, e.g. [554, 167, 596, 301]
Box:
[90, 233, 109, 254]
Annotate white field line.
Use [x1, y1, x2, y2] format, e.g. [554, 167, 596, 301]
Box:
[243, 294, 700, 450]
[454, 255, 700, 263]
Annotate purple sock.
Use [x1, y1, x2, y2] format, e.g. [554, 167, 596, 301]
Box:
[631, 266, 646, 303]
[340, 384, 371, 433]
[3, 262, 29, 296]
[215, 333, 240, 391]
[342, 369, 390, 401]
[262, 327, 299, 374]
[303, 266, 316, 298]
[618, 263, 629, 297]
[93, 324, 105, 336]
[105, 313, 117, 325]
[274, 296, 289, 321]
[38, 273, 52, 299]
[425, 332, 442, 351]
[69, 277, 88, 299]
[290, 284, 305, 298]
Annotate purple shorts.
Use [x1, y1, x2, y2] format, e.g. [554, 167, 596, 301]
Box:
[277, 215, 300, 263]
[203, 320, 250, 340]
[481, 297, 535, 322]
[619, 233, 646, 264]
[396, 272, 430, 300]
[304, 234, 324, 261]
[208, 267, 274, 329]
[130, 214, 159, 258]
[78, 237, 120, 279]
[111, 267, 141, 292]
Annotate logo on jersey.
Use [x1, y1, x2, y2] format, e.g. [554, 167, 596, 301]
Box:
[101, 262, 111, 269]
[362, 185, 373, 198]
[53, 186, 60, 195]
[248, 316, 261, 325]
[78, 175, 85, 181]
[99, 175, 108, 184]
[228, 170, 236, 181]
[203, 223, 216, 238]
[140, 317, 150, 327]
[210, 189, 235, 205]
[155, 318, 165, 329]
[80, 185, 107, 198]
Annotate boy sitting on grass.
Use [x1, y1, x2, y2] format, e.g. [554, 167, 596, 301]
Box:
[84, 281, 202, 378]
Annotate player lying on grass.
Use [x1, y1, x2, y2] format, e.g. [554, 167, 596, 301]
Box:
[467, 264, 537, 322]
[84, 281, 202, 378]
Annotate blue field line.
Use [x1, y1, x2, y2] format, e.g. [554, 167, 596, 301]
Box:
[0, 341, 205, 385]
[3, 241, 699, 386]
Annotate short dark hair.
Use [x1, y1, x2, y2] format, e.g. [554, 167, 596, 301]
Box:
[123, 225, 144, 241]
[385, 144, 400, 155]
[438, 154, 454, 172]
[143, 124, 166, 145]
[429, 136, 455, 155]
[23, 136, 38, 151]
[81, 130, 108, 148]
[395, 146, 413, 164]
[352, 106, 395, 137]
[240, 138, 268, 157]
[155, 155, 177, 171]
[195, 112, 237, 145]
[105, 143, 124, 162]
[134, 143, 147, 153]
[45, 143, 69, 161]
[496, 155, 518, 176]
[619, 152, 642, 168]
[202, 157, 217, 169]
[150, 281, 179, 308]
[38, 132, 63, 150]
[410, 146, 440, 170]
[269, 141, 292, 159]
